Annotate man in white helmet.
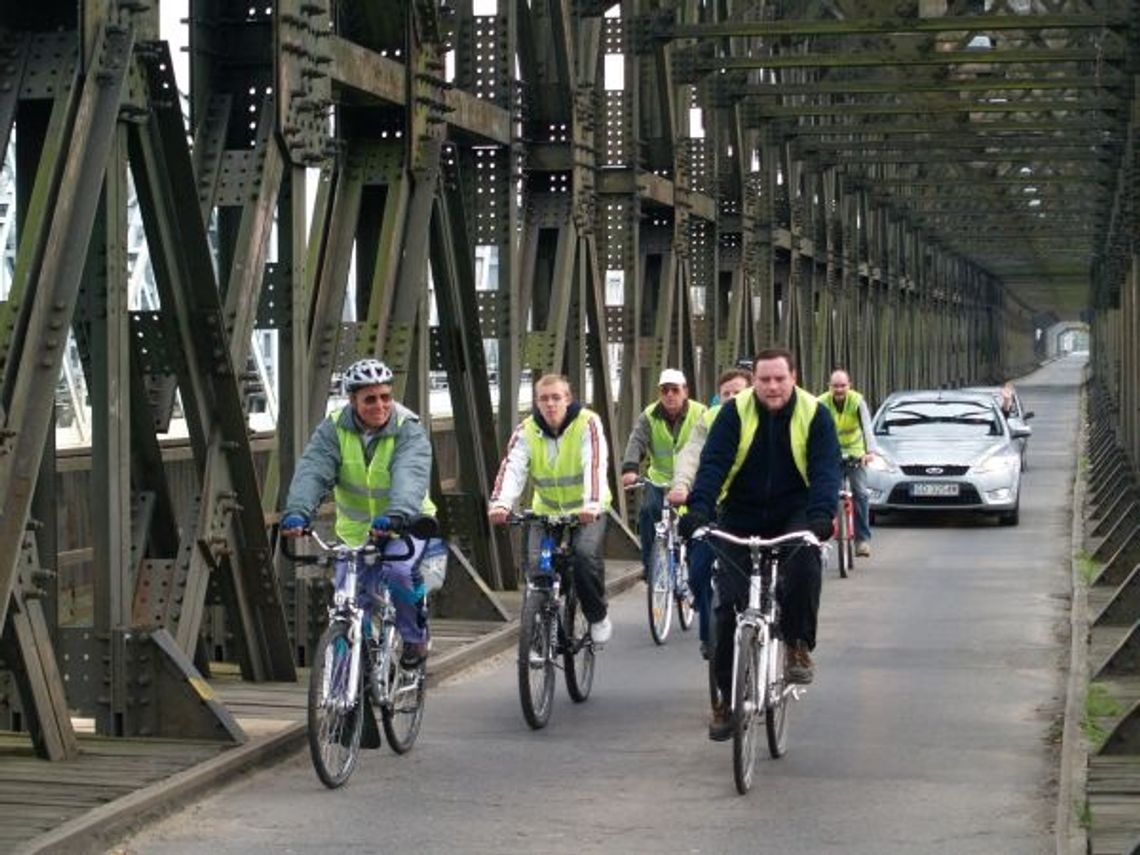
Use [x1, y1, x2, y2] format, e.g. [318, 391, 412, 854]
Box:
[280, 358, 440, 668]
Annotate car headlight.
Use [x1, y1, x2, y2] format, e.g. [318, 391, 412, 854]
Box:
[971, 455, 1018, 475]
[866, 454, 897, 474]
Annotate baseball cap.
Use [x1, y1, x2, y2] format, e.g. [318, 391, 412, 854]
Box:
[658, 368, 687, 387]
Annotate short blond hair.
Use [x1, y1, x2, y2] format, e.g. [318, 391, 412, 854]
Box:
[534, 373, 572, 396]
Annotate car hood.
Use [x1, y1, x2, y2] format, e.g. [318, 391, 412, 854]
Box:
[877, 437, 1010, 465]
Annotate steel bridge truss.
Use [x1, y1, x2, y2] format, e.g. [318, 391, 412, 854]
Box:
[0, 1, 1134, 756]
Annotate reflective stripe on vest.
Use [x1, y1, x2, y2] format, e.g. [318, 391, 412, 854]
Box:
[523, 409, 611, 514]
[645, 400, 706, 485]
[819, 390, 866, 457]
[720, 387, 817, 503]
[332, 408, 437, 546]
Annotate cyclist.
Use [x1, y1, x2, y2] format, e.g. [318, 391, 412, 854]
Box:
[279, 358, 439, 669]
[488, 374, 614, 645]
[678, 347, 839, 741]
[620, 368, 706, 581]
[667, 367, 752, 658]
[817, 368, 877, 558]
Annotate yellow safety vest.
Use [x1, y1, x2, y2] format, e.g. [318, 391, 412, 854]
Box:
[645, 400, 706, 485]
[720, 387, 817, 503]
[332, 409, 437, 547]
[818, 390, 867, 457]
[524, 409, 612, 515]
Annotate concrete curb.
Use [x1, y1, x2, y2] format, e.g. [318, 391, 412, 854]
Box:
[19, 563, 645, 854]
[1056, 379, 1090, 855]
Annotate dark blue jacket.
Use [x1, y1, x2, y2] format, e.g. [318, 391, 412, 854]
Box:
[688, 389, 841, 536]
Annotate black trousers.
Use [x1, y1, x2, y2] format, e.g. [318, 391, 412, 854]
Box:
[711, 528, 821, 700]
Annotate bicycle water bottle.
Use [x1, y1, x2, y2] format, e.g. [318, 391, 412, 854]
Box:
[538, 535, 555, 574]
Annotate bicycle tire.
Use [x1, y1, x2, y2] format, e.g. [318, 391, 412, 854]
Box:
[562, 581, 595, 702]
[517, 588, 555, 729]
[308, 621, 364, 789]
[676, 551, 694, 631]
[732, 625, 761, 795]
[647, 539, 674, 644]
[380, 627, 426, 754]
[765, 636, 790, 758]
[837, 501, 850, 578]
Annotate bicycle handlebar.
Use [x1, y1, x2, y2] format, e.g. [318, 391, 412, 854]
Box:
[689, 526, 820, 551]
[504, 510, 582, 530]
[280, 528, 419, 565]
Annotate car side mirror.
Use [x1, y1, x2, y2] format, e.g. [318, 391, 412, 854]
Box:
[1008, 421, 1032, 439]
[1023, 410, 1035, 421]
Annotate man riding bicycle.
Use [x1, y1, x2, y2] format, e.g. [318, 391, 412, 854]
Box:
[818, 368, 877, 557]
[280, 358, 439, 669]
[620, 368, 706, 581]
[488, 374, 614, 646]
[679, 347, 840, 741]
[667, 367, 751, 658]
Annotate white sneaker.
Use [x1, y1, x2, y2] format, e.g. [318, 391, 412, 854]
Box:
[590, 617, 613, 646]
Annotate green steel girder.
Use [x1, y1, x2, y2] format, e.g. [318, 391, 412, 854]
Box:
[782, 119, 1119, 136]
[689, 47, 1122, 73]
[721, 76, 1127, 98]
[749, 99, 1121, 119]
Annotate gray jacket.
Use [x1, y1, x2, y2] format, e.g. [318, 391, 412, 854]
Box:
[283, 402, 433, 521]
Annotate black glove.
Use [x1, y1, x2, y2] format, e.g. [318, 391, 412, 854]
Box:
[808, 516, 834, 541]
[678, 510, 709, 540]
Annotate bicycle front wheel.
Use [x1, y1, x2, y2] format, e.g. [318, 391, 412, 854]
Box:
[562, 582, 595, 702]
[837, 502, 850, 578]
[647, 539, 674, 644]
[380, 629, 426, 754]
[518, 589, 556, 729]
[765, 636, 791, 758]
[308, 621, 364, 788]
[732, 626, 762, 795]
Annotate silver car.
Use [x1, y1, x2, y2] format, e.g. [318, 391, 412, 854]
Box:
[865, 390, 1028, 526]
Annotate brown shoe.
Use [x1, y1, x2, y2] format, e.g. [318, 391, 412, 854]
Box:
[786, 641, 814, 684]
[708, 701, 732, 742]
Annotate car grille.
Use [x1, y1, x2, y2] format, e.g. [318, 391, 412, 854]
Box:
[888, 484, 982, 505]
[900, 464, 970, 477]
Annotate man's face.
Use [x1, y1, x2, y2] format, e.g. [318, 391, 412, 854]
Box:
[753, 357, 796, 411]
[828, 371, 850, 402]
[719, 376, 749, 402]
[352, 383, 394, 431]
[658, 382, 688, 417]
[536, 381, 572, 429]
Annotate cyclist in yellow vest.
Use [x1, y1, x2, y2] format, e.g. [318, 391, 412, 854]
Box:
[678, 347, 840, 741]
[620, 368, 707, 581]
[666, 368, 751, 658]
[818, 368, 878, 558]
[281, 358, 439, 668]
[488, 374, 614, 645]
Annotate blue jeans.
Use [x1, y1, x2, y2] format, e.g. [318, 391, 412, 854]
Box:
[687, 539, 715, 644]
[638, 482, 666, 577]
[850, 464, 872, 542]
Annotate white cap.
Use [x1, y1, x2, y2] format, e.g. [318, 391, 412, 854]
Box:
[658, 368, 687, 387]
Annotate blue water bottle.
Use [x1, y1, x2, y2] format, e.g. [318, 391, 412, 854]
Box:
[538, 535, 554, 574]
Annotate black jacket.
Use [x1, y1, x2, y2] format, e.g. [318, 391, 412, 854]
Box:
[688, 389, 841, 535]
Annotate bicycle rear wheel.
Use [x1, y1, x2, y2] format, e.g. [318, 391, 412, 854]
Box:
[562, 582, 595, 702]
[732, 626, 761, 795]
[518, 589, 556, 729]
[765, 636, 791, 758]
[308, 621, 364, 788]
[380, 628, 426, 754]
[647, 539, 673, 644]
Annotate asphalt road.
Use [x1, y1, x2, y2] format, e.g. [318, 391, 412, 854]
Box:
[115, 355, 1085, 855]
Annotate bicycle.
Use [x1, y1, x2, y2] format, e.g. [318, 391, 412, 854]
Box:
[285, 519, 435, 788]
[509, 511, 596, 729]
[628, 479, 694, 644]
[835, 456, 861, 578]
[690, 525, 821, 795]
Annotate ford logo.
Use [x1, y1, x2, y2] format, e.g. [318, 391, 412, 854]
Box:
[925, 467, 944, 475]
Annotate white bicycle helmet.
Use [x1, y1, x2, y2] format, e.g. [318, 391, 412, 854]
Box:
[342, 358, 394, 393]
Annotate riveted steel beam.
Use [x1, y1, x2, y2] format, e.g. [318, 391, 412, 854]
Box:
[670, 14, 1129, 39]
[691, 47, 1121, 73]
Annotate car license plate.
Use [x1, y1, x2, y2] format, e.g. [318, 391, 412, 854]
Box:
[911, 482, 960, 497]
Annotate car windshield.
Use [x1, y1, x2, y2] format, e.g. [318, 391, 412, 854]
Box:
[876, 400, 1002, 437]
